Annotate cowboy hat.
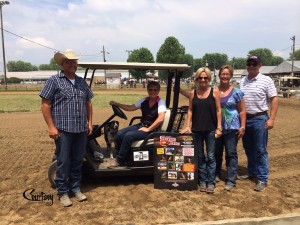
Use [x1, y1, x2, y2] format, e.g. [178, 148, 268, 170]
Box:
[54, 49, 79, 66]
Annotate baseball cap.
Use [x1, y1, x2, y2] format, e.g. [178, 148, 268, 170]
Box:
[246, 55, 261, 63]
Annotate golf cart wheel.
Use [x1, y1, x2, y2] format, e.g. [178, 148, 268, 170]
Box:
[48, 160, 57, 189]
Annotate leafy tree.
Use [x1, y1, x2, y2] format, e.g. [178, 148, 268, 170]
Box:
[194, 58, 202, 71]
[230, 57, 247, 69]
[7, 77, 22, 83]
[289, 49, 300, 60]
[271, 56, 284, 66]
[127, 47, 154, 80]
[39, 64, 51, 70]
[156, 36, 185, 79]
[39, 58, 60, 70]
[7, 60, 38, 72]
[248, 48, 285, 66]
[248, 48, 273, 65]
[202, 53, 228, 71]
[50, 58, 60, 70]
[182, 54, 194, 78]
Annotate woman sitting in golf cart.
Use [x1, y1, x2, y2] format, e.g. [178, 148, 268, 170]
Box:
[108, 81, 167, 168]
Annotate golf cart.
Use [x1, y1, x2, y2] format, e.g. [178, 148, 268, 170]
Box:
[48, 62, 190, 187]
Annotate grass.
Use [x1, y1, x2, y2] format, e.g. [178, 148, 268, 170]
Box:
[0, 92, 144, 113]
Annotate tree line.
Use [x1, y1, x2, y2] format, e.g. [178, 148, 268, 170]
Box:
[6, 36, 300, 81]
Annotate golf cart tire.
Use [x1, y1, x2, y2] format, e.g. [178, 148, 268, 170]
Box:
[48, 160, 57, 189]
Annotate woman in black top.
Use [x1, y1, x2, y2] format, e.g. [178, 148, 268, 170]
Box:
[181, 67, 222, 193]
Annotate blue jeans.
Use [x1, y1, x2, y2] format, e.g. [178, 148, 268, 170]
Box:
[215, 130, 238, 185]
[194, 131, 216, 185]
[116, 123, 149, 164]
[242, 114, 269, 183]
[54, 131, 87, 195]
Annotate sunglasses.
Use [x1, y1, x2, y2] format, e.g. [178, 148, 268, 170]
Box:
[148, 88, 158, 91]
[64, 59, 78, 64]
[246, 62, 258, 67]
[196, 76, 208, 81]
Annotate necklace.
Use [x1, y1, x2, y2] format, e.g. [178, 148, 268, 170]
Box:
[219, 85, 231, 95]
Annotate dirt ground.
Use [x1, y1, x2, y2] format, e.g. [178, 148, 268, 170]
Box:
[0, 93, 300, 225]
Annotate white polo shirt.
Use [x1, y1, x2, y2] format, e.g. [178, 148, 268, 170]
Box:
[240, 73, 277, 114]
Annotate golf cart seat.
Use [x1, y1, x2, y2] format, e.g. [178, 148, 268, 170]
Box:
[131, 109, 171, 148]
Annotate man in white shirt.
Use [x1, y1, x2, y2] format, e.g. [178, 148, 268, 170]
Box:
[239, 55, 278, 192]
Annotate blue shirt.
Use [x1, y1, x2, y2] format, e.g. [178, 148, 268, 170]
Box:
[39, 71, 94, 133]
[220, 87, 244, 133]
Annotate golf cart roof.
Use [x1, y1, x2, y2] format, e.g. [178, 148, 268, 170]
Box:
[78, 62, 190, 71]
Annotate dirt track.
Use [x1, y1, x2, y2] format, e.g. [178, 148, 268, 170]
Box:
[0, 97, 300, 225]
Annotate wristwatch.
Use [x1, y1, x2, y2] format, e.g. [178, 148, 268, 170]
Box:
[217, 127, 222, 132]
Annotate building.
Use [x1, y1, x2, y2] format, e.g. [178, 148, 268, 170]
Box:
[269, 61, 300, 77]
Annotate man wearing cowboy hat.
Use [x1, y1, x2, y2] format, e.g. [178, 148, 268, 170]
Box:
[39, 49, 94, 207]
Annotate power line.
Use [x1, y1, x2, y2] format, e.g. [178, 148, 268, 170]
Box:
[3, 28, 60, 52]
[2, 28, 103, 59]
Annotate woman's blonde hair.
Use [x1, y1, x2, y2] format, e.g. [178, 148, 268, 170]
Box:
[195, 67, 212, 82]
[218, 65, 233, 77]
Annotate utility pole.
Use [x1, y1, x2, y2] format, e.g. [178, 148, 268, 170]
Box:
[0, 1, 9, 91]
[290, 36, 295, 76]
[101, 45, 109, 62]
[101, 45, 109, 78]
[126, 50, 132, 79]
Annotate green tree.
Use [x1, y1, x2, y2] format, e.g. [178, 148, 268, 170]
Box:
[248, 48, 273, 65]
[39, 64, 51, 70]
[231, 57, 247, 69]
[289, 49, 300, 60]
[127, 47, 154, 80]
[271, 56, 284, 66]
[182, 54, 194, 78]
[39, 58, 60, 71]
[156, 36, 185, 79]
[7, 60, 37, 72]
[7, 77, 22, 84]
[194, 58, 202, 71]
[202, 53, 228, 71]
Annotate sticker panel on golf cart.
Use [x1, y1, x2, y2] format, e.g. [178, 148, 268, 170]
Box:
[133, 151, 149, 161]
[153, 133, 197, 191]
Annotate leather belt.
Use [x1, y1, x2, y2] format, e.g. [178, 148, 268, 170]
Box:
[246, 111, 268, 119]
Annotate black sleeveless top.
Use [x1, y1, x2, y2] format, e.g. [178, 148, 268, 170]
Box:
[140, 99, 159, 127]
[192, 88, 217, 132]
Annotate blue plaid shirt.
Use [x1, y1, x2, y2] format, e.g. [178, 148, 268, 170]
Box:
[39, 71, 94, 133]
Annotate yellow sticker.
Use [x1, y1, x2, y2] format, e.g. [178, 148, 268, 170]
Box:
[156, 148, 164, 154]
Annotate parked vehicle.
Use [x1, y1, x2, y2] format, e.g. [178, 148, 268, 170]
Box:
[48, 62, 190, 187]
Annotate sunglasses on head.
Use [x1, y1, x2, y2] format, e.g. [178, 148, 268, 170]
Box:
[246, 62, 258, 67]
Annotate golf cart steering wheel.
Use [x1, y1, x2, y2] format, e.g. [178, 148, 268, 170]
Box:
[112, 104, 127, 120]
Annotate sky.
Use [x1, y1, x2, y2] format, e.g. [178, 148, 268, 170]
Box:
[1, 0, 300, 69]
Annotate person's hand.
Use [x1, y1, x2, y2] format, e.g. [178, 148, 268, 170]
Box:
[215, 129, 222, 138]
[87, 123, 93, 136]
[180, 126, 191, 134]
[109, 100, 116, 106]
[265, 119, 275, 130]
[48, 127, 59, 140]
[237, 127, 245, 139]
[139, 127, 151, 133]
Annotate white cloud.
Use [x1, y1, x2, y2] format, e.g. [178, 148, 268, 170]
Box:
[3, 0, 300, 65]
